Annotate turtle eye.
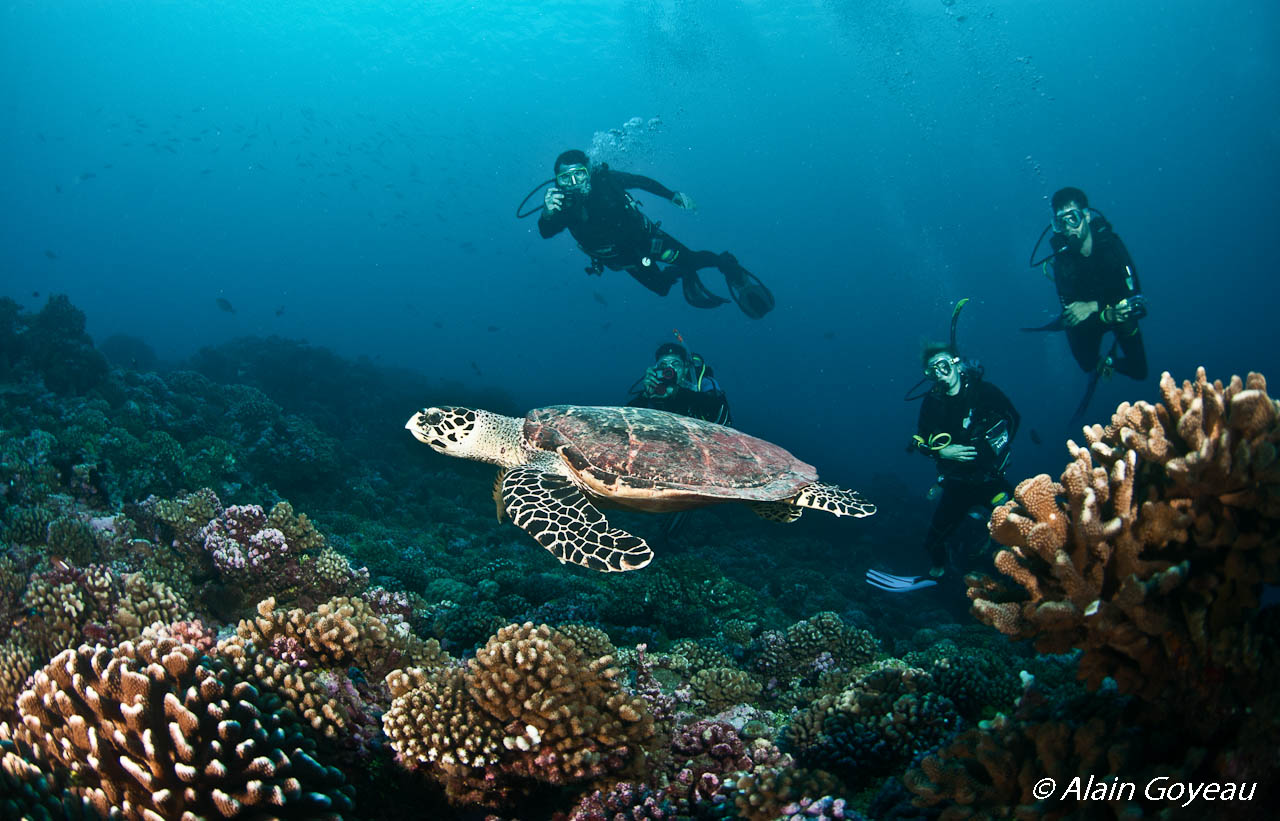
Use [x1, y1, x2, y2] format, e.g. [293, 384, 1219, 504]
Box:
[425, 411, 443, 426]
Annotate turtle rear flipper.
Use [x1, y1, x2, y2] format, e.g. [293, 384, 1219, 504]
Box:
[792, 482, 877, 518]
[750, 501, 804, 523]
[500, 467, 653, 572]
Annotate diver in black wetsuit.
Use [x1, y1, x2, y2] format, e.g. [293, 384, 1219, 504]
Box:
[911, 344, 1020, 581]
[537, 149, 775, 319]
[625, 341, 732, 544]
[1041, 187, 1149, 381]
[626, 342, 732, 426]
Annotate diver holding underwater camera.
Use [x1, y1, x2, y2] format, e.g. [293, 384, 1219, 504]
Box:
[529, 150, 775, 320]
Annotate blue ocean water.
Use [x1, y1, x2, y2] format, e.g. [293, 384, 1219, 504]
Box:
[3, 0, 1278, 552]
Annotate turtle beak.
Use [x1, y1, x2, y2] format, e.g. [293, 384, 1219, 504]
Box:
[405, 412, 431, 444]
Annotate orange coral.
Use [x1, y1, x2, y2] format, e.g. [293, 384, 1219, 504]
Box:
[967, 368, 1280, 732]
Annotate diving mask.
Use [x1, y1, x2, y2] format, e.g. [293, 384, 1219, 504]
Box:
[1053, 207, 1086, 233]
[925, 355, 960, 379]
[555, 164, 590, 189]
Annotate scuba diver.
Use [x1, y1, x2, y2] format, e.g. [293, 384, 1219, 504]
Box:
[1025, 186, 1149, 419]
[626, 340, 732, 543]
[532, 150, 775, 319]
[627, 341, 732, 426]
[867, 301, 1020, 593]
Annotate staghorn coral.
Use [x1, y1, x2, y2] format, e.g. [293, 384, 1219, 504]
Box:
[968, 368, 1280, 732]
[7, 635, 354, 819]
[383, 622, 654, 807]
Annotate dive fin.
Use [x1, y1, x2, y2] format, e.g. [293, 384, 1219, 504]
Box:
[681, 270, 730, 308]
[719, 254, 775, 319]
[1070, 339, 1120, 423]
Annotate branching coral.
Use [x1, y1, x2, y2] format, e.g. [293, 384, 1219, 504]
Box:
[968, 368, 1280, 728]
[901, 685, 1205, 821]
[383, 622, 654, 808]
[196, 501, 366, 607]
[785, 664, 958, 781]
[753, 612, 879, 708]
[7, 635, 354, 819]
[235, 595, 442, 679]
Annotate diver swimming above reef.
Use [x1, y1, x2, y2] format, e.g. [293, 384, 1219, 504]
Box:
[528, 149, 775, 319]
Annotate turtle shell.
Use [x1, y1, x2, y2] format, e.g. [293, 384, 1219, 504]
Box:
[523, 405, 817, 511]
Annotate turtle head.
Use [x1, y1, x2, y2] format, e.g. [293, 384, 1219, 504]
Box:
[406, 406, 525, 467]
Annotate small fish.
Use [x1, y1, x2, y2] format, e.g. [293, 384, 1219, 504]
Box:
[822, 330, 836, 340]
[215, 297, 235, 313]
[1029, 429, 1042, 445]
[44, 249, 58, 260]
[592, 291, 607, 306]
[77, 172, 96, 182]
[31, 291, 39, 298]
[433, 320, 443, 329]
[54, 184, 62, 193]
[274, 305, 285, 317]
[487, 325, 499, 332]
[601, 321, 612, 331]
[470, 361, 482, 375]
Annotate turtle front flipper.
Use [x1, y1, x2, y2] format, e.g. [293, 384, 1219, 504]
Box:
[500, 467, 653, 572]
[792, 482, 877, 518]
[749, 501, 804, 523]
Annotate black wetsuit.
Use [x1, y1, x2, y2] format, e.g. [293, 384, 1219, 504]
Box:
[1050, 219, 1148, 379]
[915, 375, 1019, 569]
[627, 386, 733, 427]
[537, 167, 731, 303]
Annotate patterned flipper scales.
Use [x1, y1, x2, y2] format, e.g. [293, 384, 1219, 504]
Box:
[499, 467, 654, 572]
[749, 501, 804, 523]
[792, 482, 876, 518]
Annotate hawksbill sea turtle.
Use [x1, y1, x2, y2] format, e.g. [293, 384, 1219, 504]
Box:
[405, 404, 875, 572]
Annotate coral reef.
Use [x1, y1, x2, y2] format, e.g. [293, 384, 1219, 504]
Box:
[786, 664, 958, 781]
[968, 369, 1280, 730]
[383, 622, 654, 807]
[5, 635, 354, 818]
